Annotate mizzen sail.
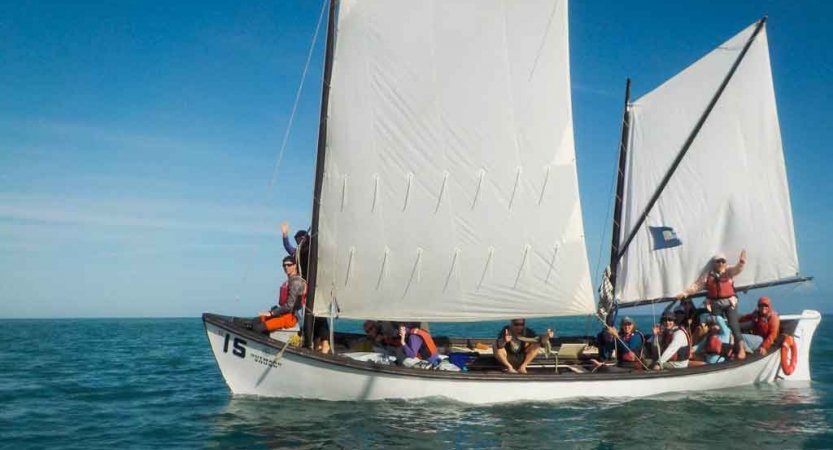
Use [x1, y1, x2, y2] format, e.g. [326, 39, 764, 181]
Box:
[313, 0, 594, 321]
[615, 22, 799, 304]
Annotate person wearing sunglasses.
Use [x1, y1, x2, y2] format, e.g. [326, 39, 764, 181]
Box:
[676, 249, 747, 360]
[252, 256, 308, 334]
[493, 319, 553, 374]
[648, 311, 691, 370]
[739, 296, 780, 356]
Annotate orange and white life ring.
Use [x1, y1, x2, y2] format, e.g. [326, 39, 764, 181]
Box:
[780, 335, 798, 376]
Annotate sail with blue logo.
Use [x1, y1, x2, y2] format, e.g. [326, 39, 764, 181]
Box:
[649, 226, 682, 250]
[614, 21, 799, 304]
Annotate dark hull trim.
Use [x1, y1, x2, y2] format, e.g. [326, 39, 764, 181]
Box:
[203, 313, 788, 383]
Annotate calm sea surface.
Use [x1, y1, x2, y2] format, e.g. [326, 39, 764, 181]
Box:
[1, 315, 832, 449]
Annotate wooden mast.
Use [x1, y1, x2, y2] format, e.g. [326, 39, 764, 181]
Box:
[304, 0, 338, 348]
[606, 77, 632, 322]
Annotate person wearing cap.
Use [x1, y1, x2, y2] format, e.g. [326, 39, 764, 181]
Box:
[280, 221, 311, 278]
[739, 296, 780, 356]
[676, 249, 747, 360]
[596, 316, 645, 370]
[648, 311, 692, 370]
[690, 314, 732, 366]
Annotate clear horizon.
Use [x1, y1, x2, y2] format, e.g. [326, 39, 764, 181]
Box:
[2, 1, 831, 318]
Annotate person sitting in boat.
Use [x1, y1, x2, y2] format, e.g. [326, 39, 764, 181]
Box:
[396, 324, 440, 367]
[361, 320, 402, 352]
[493, 319, 552, 374]
[280, 221, 331, 354]
[592, 316, 645, 371]
[739, 296, 780, 356]
[676, 249, 747, 360]
[248, 256, 306, 334]
[689, 314, 732, 366]
[649, 311, 691, 370]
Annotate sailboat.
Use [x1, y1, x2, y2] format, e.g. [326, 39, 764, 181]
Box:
[202, 0, 820, 404]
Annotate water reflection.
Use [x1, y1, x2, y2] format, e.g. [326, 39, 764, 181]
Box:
[205, 382, 831, 450]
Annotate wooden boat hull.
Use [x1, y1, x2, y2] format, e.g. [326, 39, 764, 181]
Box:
[203, 310, 820, 404]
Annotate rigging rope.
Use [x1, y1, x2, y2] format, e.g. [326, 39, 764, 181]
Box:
[592, 313, 653, 371]
[234, 0, 329, 303]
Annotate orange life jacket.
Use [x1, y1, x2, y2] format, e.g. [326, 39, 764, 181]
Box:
[750, 311, 774, 337]
[411, 328, 438, 360]
[706, 271, 735, 299]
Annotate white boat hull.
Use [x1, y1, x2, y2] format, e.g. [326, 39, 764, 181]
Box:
[203, 310, 820, 404]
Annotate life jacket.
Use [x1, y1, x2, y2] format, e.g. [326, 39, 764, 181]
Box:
[750, 311, 774, 337]
[704, 333, 724, 355]
[706, 271, 735, 299]
[619, 330, 645, 362]
[660, 326, 691, 361]
[278, 277, 307, 313]
[410, 328, 438, 360]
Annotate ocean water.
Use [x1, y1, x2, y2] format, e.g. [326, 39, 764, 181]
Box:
[1, 316, 831, 449]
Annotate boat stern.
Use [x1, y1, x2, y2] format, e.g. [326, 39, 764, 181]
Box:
[779, 309, 822, 382]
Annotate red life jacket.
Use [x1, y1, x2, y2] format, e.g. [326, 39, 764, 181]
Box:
[410, 328, 438, 360]
[619, 330, 645, 362]
[706, 271, 735, 299]
[750, 311, 773, 337]
[705, 334, 724, 355]
[278, 277, 307, 312]
[660, 326, 691, 361]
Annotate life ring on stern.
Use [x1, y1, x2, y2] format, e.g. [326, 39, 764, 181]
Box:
[780, 335, 798, 376]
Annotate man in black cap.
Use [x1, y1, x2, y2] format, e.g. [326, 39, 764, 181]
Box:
[648, 311, 692, 370]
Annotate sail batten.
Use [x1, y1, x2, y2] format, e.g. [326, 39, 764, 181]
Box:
[314, 0, 594, 321]
[615, 22, 799, 305]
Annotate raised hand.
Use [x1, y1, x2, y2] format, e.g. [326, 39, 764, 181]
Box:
[281, 221, 290, 237]
[504, 328, 513, 343]
[739, 249, 747, 264]
[653, 324, 661, 335]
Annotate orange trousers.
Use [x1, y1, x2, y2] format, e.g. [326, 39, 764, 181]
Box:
[261, 313, 298, 332]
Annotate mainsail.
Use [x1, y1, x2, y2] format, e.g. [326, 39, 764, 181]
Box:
[614, 21, 799, 304]
[312, 0, 594, 321]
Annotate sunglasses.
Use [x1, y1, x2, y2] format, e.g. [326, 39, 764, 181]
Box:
[758, 304, 770, 308]
[713, 259, 727, 264]
[511, 322, 525, 327]
[663, 318, 676, 322]
[283, 263, 296, 268]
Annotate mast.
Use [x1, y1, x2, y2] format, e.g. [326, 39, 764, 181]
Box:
[304, 0, 338, 348]
[614, 17, 767, 264]
[607, 78, 632, 309]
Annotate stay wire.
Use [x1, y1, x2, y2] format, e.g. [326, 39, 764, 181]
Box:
[234, 0, 329, 303]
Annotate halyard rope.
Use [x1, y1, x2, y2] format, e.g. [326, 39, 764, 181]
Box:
[235, 0, 328, 303]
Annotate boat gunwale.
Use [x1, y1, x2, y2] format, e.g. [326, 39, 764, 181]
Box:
[203, 312, 787, 383]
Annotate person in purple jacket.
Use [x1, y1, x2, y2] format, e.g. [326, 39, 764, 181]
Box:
[396, 324, 440, 366]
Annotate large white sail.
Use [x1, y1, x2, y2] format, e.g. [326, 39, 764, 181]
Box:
[615, 22, 799, 304]
[313, 0, 594, 321]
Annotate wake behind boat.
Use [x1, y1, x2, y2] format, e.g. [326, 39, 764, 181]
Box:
[204, 0, 819, 403]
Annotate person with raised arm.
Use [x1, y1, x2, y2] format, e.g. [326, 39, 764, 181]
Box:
[676, 249, 747, 360]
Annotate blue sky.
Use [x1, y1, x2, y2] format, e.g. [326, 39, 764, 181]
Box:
[1, 1, 831, 318]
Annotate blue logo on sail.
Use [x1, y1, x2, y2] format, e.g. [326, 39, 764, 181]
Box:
[650, 226, 682, 250]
